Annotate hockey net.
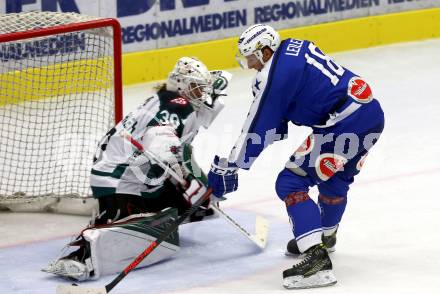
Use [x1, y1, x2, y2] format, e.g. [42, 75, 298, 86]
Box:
[0, 12, 123, 214]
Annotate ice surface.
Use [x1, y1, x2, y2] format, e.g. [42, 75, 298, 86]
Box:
[1, 39, 439, 293]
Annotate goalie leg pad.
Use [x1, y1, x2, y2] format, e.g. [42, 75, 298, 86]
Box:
[85, 208, 180, 279]
[43, 208, 179, 281]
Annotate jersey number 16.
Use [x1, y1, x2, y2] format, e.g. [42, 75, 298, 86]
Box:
[305, 43, 345, 86]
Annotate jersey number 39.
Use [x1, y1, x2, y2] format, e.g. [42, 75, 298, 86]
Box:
[159, 110, 180, 129]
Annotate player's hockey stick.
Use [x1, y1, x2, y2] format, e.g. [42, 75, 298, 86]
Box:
[122, 132, 269, 250]
[56, 187, 213, 294]
[209, 204, 268, 249]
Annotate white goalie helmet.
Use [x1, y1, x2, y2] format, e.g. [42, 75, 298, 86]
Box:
[237, 24, 280, 68]
[166, 57, 213, 110]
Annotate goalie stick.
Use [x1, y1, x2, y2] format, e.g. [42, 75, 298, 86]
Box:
[123, 132, 269, 249]
[210, 204, 268, 249]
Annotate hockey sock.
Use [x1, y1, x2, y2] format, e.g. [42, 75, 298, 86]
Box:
[284, 192, 322, 252]
[318, 194, 347, 230]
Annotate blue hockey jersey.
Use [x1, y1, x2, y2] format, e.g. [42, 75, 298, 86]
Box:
[229, 38, 372, 169]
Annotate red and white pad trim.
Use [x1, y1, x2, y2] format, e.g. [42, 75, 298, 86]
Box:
[284, 191, 310, 207]
[295, 134, 314, 156]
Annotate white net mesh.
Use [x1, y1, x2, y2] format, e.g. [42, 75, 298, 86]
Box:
[0, 11, 99, 34]
[0, 12, 119, 213]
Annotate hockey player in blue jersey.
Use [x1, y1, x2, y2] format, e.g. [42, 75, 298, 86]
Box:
[208, 24, 384, 289]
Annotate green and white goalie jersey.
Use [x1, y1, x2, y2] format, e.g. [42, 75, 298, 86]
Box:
[90, 86, 225, 198]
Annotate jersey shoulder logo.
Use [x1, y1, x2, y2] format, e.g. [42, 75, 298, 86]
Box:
[170, 97, 189, 105]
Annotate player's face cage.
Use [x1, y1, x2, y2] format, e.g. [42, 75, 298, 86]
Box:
[183, 77, 213, 110]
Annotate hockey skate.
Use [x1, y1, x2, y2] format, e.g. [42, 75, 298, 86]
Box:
[286, 229, 337, 255]
[42, 236, 94, 281]
[283, 244, 336, 289]
[42, 258, 91, 281]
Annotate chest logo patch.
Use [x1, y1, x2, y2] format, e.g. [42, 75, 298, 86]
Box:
[170, 97, 188, 105]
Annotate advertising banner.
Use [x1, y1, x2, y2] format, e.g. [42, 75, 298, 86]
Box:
[1, 0, 438, 52]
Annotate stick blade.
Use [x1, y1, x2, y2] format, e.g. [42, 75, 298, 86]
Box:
[253, 215, 269, 249]
[56, 285, 107, 294]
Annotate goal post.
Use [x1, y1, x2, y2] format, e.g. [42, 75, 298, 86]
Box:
[0, 12, 123, 214]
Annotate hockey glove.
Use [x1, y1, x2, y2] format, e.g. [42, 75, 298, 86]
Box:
[183, 176, 208, 205]
[208, 155, 238, 198]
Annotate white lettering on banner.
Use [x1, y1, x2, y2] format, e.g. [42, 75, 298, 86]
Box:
[122, 9, 247, 44]
[254, 0, 381, 23]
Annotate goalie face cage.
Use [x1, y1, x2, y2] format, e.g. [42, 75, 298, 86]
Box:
[0, 12, 123, 214]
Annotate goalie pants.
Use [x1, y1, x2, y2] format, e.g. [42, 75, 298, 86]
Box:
[94, 180, 190, 225]
[94, 179, 211, 225]
[275, 99, 385, 253]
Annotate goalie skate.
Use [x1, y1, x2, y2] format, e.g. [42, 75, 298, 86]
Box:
[42, 258, 91, 281]
[283, 244, 336, 289]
